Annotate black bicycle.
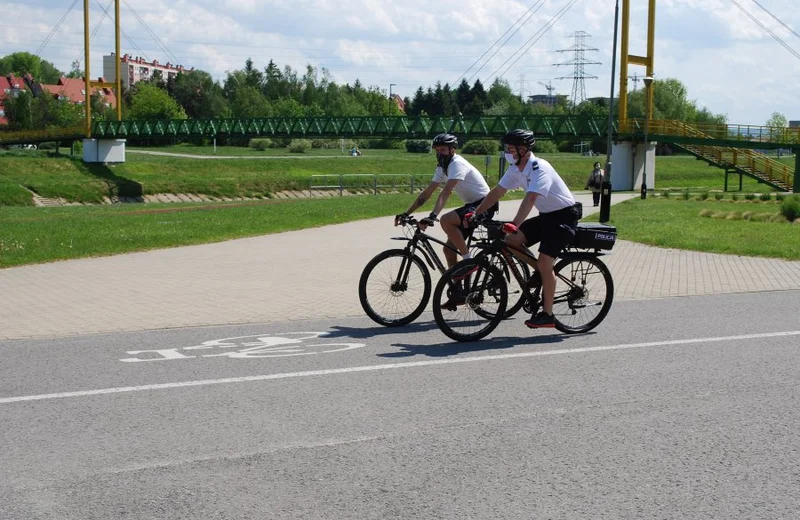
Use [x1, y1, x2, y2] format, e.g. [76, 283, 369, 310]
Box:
[358, 215, 530, 327]
[432, 219, 617, 342]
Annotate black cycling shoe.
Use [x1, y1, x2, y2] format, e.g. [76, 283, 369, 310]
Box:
[525, 311, 555, 328]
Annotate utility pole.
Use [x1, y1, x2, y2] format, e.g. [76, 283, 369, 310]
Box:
[554, 30, 602, 107]
[516, 74, 528, 100]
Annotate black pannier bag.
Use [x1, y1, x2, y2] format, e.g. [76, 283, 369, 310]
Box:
[572, 223, 617, 250]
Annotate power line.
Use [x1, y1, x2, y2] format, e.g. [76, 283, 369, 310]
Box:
[33, 0, 79, 57]
[455, 0, 548, 85]
[122, 0, 179, 64]
[748, 0, 800, 40]
[485, 0, 581, 85]
[729, 0, 800, 61]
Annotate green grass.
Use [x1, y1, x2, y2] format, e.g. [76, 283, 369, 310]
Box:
[589, 197, 800, 260]
[1, 149, 784, 207]
[0, 194, 417, 268]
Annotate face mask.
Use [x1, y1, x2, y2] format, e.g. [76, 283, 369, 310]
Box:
[504, 153, 515, 165]
[437, 153, 453, 170]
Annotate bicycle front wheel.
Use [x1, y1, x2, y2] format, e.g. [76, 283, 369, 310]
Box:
[359, 249, 431, 327]
[552, 255, 614, 334]
[432, 259, 507, 342]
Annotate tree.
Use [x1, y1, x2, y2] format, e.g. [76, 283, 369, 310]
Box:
[172, 70, 228, 118]
[0, 52, 62, 83]
[66, 60, 83, 79]
[230, 85, 272, 118]
[128, 83, 187, 120]
[765, 112, 787, 128]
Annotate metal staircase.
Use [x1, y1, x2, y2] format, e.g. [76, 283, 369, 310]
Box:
[626, 119, 794, 191]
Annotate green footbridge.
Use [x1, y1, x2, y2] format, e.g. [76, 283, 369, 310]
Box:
[2, 115, 797, 192]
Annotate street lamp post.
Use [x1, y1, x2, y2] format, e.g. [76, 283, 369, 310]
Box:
[389, 83, 396, 99]
[641, 75, 654, 199]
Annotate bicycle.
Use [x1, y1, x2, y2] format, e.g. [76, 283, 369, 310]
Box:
[431, 219, 617, 342]
[358, 215, 530, 327]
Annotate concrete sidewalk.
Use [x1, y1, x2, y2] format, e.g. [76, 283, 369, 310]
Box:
[1, 193, 799, 340]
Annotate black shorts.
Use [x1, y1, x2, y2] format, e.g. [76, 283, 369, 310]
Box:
[518, 203, 582, 258]
[449, 198, 499, 239]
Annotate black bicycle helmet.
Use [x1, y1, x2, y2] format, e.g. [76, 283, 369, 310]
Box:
[501, 129, 535, 148]
[432, 133, 458, 148]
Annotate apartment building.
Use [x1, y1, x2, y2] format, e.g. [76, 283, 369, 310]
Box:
[103, 53, 190, 90]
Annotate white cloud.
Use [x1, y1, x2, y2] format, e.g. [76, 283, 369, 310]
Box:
[1, 0, 798, 123]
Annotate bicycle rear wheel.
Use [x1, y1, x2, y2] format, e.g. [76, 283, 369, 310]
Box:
[432, 259, 507, 342]
[483, 251, 530, 319]
[552, 255, 614, 334]
[359, 249, 431, 327]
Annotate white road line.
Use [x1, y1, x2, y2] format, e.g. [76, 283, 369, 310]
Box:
[2, 330, 799, 405]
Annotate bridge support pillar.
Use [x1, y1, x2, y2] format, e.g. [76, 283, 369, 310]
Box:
[83, 139, 126, 163]
[611, 141, 656, 192]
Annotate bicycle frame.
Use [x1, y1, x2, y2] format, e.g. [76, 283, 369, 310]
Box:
[472, 225, 607, 314]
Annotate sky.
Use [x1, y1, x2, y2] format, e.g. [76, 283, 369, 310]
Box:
[1, 0, 798, 125]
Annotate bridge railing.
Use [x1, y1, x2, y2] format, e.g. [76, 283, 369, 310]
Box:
[310, 173, 432, 196]
[621, 119, 800, 147]
[640, 119, 793, 188]
[0, 125, 85, 146]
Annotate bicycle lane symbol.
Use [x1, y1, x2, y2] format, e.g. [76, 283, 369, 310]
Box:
[119, 332, 365, 363]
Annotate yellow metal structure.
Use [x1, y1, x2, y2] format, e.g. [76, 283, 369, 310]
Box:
[83, 0, 121, 137]
[619, 0, 656, 123]
[622, 119, 794, 190]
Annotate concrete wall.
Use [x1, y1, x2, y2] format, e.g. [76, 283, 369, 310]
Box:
[611, 141, 656, 192]
[83, 139, 126, 163]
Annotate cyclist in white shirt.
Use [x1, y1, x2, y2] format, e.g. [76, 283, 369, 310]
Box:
[470, 129, 582, 329]
[395, 133, 498, 270]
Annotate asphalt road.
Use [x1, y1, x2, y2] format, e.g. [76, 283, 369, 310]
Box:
[1, 290, 799, 519]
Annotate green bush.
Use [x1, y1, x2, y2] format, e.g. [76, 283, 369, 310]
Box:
[37, 141, 57, 151]
[682, 191, 690, 200]
[405, 140, 431, 153]
[700, 192, 709, 200]
[310, 139, 340, 149]
[72, 140, 83, 155]
[732, 193, 739, 201]
[744, 193, 756, 201]
[288, 139, 312, 153]
[362, 138, 405, 150]
[461, 140, 498, 155]
[759, 193, 771, 201]
[250, 138, 272, 151]
[781, 195, 800, 222]
[534, 140, 559, 154]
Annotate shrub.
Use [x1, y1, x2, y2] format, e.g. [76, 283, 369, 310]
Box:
[700, 192, 709, 200]
[288, 139, 312, 153]
[776, 193, 785, 202]
[780, 195, 800, 222]
[661, 190, 670, 199]
[250, 138, 272, 151]
[405, 140, 431, 153]
[534, 140, 559, 154]
[714, 192, 724, 200]
[759, 193, 771, 201]
[37, 141, 57, 150]
[731, 193, 739, 201]
[744, 193, 756, 201]
[682, 191, 690, 200]
[461, 140, 498, 155]
[310, 139, 340, 149]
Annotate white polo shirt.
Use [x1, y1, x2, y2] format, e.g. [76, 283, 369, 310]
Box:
[498, 154, 575, 214]
[432, 154, 490, 205]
